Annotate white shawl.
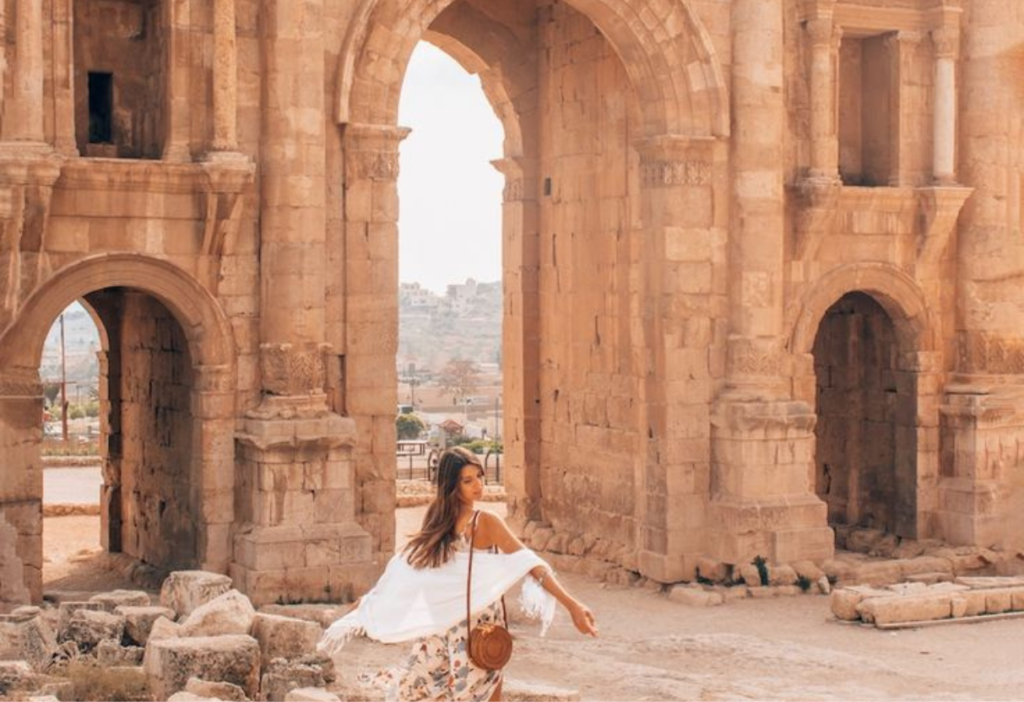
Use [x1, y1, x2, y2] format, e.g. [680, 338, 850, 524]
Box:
[318, 547, 556, 658]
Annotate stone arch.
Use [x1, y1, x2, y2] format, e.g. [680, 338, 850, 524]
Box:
[0, 253, 235, 372]
[788, 263, 935, 360]
[0, 254, 237, 599]
[789, 264, 940, 540]
[335, 0, 728, 138]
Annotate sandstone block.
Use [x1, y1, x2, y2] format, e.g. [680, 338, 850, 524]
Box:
[257, 604, 340, 629]
[0, 611, 57, 670]
[90, 590, 152, 612]
[284, 689, 340, 702]
[769, 565, 798, 586]
[116, 605, 178, 646]
[668, 586, 722, 607]
[738, 564, 763, 588]
[260, 660, 325, 702]
[899, 557, 953, 578]
[817, 576, 831, 595]
[149, 616, 183, 642]
[792, 561, 825, 583]
[985, 590, 1012, 614]
[65, 609, 125, 652]
[830, 589, 863, 620]
[179, 590, 256, 637]
[856, 594, 952, 625]
[168, 693, 219, 702]
[97, 639, 145, 666]
[161, 571, 234, 618]
[748, 586, 778, 599]
[960, 590, 988, 617]
[0, 661, 33, 696]
[56, 602, 104, 640]
[1013, 589, 1024, 611]
[185, 676, 250, 701]
[845, 528, 884, 554]
[251, 613, 322, 661]
[695, 557, 728, 583]
[950, 596, 968, 618]
[849, 561, 902, 586]
[144, 635, 261, 701]
[504, 680, 581, 702]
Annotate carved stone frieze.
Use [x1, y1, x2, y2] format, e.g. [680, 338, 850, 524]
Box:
[633, 135, 720, 189]
[0, 370, 43, 397]
[343, 124, 411, 183]
[727, 337, 784, 378]
[957, 331, 1024, 376]
[259, 342, 331, 398]
[641, 160, 712, 188]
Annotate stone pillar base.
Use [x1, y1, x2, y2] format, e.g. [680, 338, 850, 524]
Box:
[705, 497, 834, 564]
[233, 411, 377, 606]
[709, 397, 835, 565]
[231, 523, 376, 606]
[937, 477, 1002, 547]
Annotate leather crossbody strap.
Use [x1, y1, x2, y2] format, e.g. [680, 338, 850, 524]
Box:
[466, 510, 507, 630]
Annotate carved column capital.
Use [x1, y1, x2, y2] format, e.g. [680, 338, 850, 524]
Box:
[931, 26, 960, 59]
[805, 17, 837, 47]
[343, 123, 411, 182]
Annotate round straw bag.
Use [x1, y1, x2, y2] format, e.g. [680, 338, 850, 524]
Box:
[466, 511, 513, 670]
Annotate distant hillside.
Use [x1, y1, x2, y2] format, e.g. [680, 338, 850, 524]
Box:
[399, 279, 502, 373]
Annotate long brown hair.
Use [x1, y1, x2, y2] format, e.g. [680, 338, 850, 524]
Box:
[404, 446, 483, 569]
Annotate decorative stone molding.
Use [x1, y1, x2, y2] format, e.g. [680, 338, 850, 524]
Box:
[931, 26, 960, 59]
[490, 157, 535, 203]
[957, 332, 1024, 377]
[343, 124, 411, 183]
[0, 369, 42, 397]
[198, 155, 255, 291]
[258, 342, 332, 398]
[915, 185, 972, 264]
[634, 135, 717, 189]
[726, 337, 786, 379]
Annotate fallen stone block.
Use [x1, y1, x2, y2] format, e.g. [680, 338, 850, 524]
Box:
[116, 605, 178, 646]
[985, 590, 1013, 614]
[186, 675, 251, 701]
[179, 590, 256, 638]
[856, 593, 952, 625]
[260, 659, 326, 702]
[960, 590, 988, 617]
[149, 616, 182, 643]
[284, 689, 340, 702]
[56, 602, 104, 641]
[829, 586, 891, 621]
[257, 605, 340, 629]
[168, 693, 219, 702]
[846, 528, 884, 554]
[97, 639, 145, 666]
[65, 609, 125, 652]
[668, 585, 722, 607]
[738, 564, 763, 588]
[144, 635, 261, 701]
[899, 556, 953, 579]
[769, 565, 798, 586]
[849, 561, 903, 587]
[950, 595, 968, 618]
[955, 576, 1024, 590]
[695, 557, 728, 583]
[905, 572, 953, 585]
[505, 679, 582, 702]
[160, 571, 234, 618]
[792, 561, 825, 583]
[0, 660, 33, 696]
[721, 585, 749, 602]
[89, 590, 151, 612]
[0, 610, 57, 670]
[868, 534, 899, 558]
[251, 613, 322, 661]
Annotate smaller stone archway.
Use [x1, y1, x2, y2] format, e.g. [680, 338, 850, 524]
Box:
[0, 254, 236, 601]
[788, 264, 941, 542]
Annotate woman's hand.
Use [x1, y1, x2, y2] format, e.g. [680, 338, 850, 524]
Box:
[568, 600, 598, 637]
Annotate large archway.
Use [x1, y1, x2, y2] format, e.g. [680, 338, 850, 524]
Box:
[788, 265, 942, 544]
[0, 254, 236, 600]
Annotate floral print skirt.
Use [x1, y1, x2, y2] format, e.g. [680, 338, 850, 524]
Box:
[362, 600, 505, 702]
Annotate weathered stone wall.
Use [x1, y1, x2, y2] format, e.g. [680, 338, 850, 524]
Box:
[118, 292, 196, 571]
[72, 0, 167, 158]
[536, 2, 641, 563]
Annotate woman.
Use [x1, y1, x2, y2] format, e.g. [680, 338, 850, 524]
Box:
[319, 446, 598, 702]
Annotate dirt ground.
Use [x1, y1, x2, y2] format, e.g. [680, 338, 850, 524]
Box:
[43, 509, 1024, 701]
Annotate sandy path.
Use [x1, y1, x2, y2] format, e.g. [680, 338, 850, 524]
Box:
[43, 509, 1024, 700]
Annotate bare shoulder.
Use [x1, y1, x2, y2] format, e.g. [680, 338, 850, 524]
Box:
[475, 510, 512, 540]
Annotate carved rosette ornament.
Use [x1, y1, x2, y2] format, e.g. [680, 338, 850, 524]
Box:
[259, 342, 331, 397]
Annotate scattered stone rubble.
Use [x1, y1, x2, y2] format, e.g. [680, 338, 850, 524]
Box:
[830, 576, 1024, 628]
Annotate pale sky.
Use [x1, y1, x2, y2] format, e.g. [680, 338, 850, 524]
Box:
[397, 43, 504, 295]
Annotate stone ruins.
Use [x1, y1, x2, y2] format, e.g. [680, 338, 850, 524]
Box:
[1, 0, 1024, 608]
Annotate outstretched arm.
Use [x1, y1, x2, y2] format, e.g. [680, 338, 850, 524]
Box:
[481, 512, 599, 637]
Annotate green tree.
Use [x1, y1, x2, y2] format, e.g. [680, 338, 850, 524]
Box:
[396, 413, 426, 440]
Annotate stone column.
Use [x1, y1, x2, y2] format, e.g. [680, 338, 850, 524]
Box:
[888, 31, 923, 186]
[805, 12, 840, 182]
[51, 0, 76, 156]
[492, 156, 542, 529]
[0, 369, 44, 602]
[940, 2, 1024, 550]
[931, 27, 959, 185]
[2, 0, 44, 143]
[162, 0, 192, 161]
[339, 122, 408, 568]
[634, 135, 726, 582]
[233, 0, 374, 605]
[709, 0, 833, 566]
[210, 0, 239, 154]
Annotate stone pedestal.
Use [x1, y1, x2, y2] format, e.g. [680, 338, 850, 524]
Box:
[709, 397, 834, 565]
[938, 380, 1024, 549]
[232, 412, 375, 606]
